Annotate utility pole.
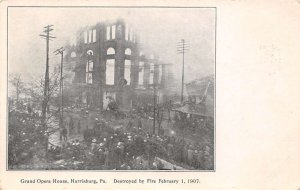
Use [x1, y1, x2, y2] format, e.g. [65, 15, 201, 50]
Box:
[157, 91, 160, 134]
[153, 82, 156, 135]
[54, 47, 65, 128]
[40, 25, 55, 127]
[40, 25, 55, 157]
[152, 62, 161, 135]
[177, 39, 189, 104]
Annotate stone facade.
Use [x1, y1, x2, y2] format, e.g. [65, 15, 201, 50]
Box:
[64, 19, 169, 110]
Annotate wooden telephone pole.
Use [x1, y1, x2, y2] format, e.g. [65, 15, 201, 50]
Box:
[54, 47, 65, 128]
[177, 39, 189, 104]
[40, 25, 55, 156]
[153, 82, 157, 134]
[40, 25, 55, 127]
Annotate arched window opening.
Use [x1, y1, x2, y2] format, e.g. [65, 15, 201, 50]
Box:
[107, 47, 115, 55]
[87, 50, 94, 56]
[124, 60, 131, 85]
[125, 48, 132, 55]
[86, 60, 93, 84]
[106, 59, 115, 85]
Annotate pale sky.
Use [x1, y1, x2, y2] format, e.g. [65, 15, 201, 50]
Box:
[8, 7, 215, 83]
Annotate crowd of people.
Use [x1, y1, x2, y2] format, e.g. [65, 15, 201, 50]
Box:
[47, 114, 213, 170]
[8, 99, 214, 170]
[8, 107, 47, 168]
[174, 111, 214, 136]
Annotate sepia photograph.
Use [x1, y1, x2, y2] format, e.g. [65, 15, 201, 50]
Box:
[1, 1, 300, 189]
[7, 7, 215, 170]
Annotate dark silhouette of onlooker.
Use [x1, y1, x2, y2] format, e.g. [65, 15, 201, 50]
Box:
[62, 127, 68, 141]
[77, 120, 81, 134]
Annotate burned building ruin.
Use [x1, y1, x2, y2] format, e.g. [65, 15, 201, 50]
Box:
[64, 19, 170, 110]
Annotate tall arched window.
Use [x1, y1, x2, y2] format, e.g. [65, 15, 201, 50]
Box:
[106, 59, 115, 85]
[124, 59, 131, 85]
[107, 47, 115, 55]
[86, 60, 93, 84]
[86, 50, 94, 84]
[125, 48, 132, 55]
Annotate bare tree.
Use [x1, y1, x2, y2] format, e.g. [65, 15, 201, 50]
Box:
[27, 67, 60, 109]
[23, 66, 61, 157]
[9, 74, 24, 106]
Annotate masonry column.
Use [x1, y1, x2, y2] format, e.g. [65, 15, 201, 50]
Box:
[115, 25, 125, 106]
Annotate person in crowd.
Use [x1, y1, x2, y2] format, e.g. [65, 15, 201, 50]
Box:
[91, 139, 99, 153]
[62, 127, 68, 141]
[93, 118, 99, 129]
[83, 126, 89, 141]
[187, 145, 193, 166]
[196, 149, 204, 169]
[69, 116, 74, 135]
[167, 142, 174, 160]
[77, 119, 81, 134]
[137, 117, 143, 129]
[27, 104, 32, 114]
[104, 148, 109, 167]
[126, 118, 133, 131]
[192, 150, 199, 167]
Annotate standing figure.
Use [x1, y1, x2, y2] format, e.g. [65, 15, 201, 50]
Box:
[59, 127, 63, 141]
[77, 119, 81, 134]
[104, 148, 109, 167]
[187, 146, 193, 166]
[69, 116, 74, 135]
[62, 127, 68, 141]
[126, 119, 133, 131]
[138, 117, 143, 129]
